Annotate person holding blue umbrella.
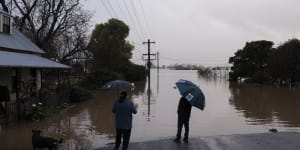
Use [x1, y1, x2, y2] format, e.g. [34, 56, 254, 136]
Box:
[174, 97, 192, 143]
[174, 79, 205, 143]
[112, 91, 138, 150]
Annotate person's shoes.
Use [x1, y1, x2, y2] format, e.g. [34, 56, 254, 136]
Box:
[173, 138, 181, 143]
[183, 138, 189, 143]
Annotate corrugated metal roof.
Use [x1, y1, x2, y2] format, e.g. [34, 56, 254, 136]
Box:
[0, 27, 44, 54]
[0, 50, 70, 69]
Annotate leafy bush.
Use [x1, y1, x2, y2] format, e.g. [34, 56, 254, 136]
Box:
[24, 102, 47, 121]
[24, 102, 68, 121]
[69, 86, 93, 102]
[80, 63, 146, 89]
[198, 67, 213, 77]
[120, 63, 146, 82]
[250, 71, 271, 84]
[80, 69, 123, 89]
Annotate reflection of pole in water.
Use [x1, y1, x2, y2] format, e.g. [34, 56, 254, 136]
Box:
[156, 51, 159, 93]
[147, 69, 151, 93]
[146, 73, 152, 122]
[147, 68, 151, 90]
[147, 61, 151, 84]
[157, 51, 159, 73]
[141, 70, 157, 122]
[157, 66, 159, 94]
[147, 85, 151, 122]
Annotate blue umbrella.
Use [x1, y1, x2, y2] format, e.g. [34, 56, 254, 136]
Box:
[175, 79, 205, 110]
[100, 80, 134, 99]
[100, 80, 134, 90]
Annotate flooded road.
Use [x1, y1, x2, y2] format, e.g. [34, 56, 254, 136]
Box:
[1, 69, 300, 149]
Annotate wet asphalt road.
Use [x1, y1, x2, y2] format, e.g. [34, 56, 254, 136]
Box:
[92, 132, 300, 150]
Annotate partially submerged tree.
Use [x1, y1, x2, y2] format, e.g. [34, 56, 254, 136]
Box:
[229, 40, 274, 81]
[12, 0, 92, 63]
[229, 39, 300, 85]
[269, 39, 300, 84]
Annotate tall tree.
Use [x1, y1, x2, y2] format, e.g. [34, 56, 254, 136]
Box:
[269, 39, 300, 83]
[88, 18, 133, 71]
[12, 0, 92, 63]
[229, 40, 274, 81]
[0, 0, 8, 12]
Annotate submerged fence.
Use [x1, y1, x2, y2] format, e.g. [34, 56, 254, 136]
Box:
[0, 87, 70, 123]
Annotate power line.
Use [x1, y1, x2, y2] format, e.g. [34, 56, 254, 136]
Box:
[115, 0, 130, 24]
[132, 41, 145, 46]
[131, 57, 144, 62]
[100, 0, 113, 18]
[160, 56, 181, 61]
[129, 0, 147, 39]
[138, 0, 152, 38]
[122, 0, 144, 42]
[105, 0, 119, 18]
[117, 0, 143, 43]
[100, 0, 145, 45]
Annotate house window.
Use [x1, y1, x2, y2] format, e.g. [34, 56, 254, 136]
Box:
[0, 13, 11, 34]
[2, 15, 10, 34]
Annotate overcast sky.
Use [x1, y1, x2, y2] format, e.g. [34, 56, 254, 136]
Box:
[84, 0, 300, 66]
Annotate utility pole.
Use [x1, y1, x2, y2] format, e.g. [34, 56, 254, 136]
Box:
[143, 39, 155, 79]
[143, 39, 155, 110]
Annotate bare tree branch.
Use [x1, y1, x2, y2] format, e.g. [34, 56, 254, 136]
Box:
[0, 0, 9, 12]
[12, 0, 92, 64]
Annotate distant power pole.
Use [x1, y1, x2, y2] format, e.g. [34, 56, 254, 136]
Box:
[157, 51, 159, 72]
[143, 39, 155, 78]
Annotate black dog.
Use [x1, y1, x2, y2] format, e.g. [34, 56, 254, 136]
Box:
[32, 130, 63, 150]
[269, 128, 278, 133]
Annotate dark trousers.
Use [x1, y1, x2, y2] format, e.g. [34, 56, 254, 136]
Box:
[176, 115, 190, 139]
[114, 128, 131, 150]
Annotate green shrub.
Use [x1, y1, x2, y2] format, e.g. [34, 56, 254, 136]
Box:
[69, 86, 93, 102]
[120, 63, 146, 81]
[251, 71, 271, 84]
[80, 69, 123, 89]
[24, 102, 47, 121]
[24, 102, 68, 121]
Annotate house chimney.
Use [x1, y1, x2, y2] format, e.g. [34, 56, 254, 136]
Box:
[0, 0, 8, 13]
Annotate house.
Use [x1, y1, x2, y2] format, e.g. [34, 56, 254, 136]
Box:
[0, 9, 70, 121]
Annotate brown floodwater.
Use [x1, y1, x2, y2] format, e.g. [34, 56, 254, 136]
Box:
[1, 69, 300, 149]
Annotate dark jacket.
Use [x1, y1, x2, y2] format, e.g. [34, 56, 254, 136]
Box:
[177, 97, 192, 119]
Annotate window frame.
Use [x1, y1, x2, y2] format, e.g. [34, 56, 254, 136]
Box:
[0, 13, 12, 34]
[0, 14, 2, 32]
[2, 14, 10, 34]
